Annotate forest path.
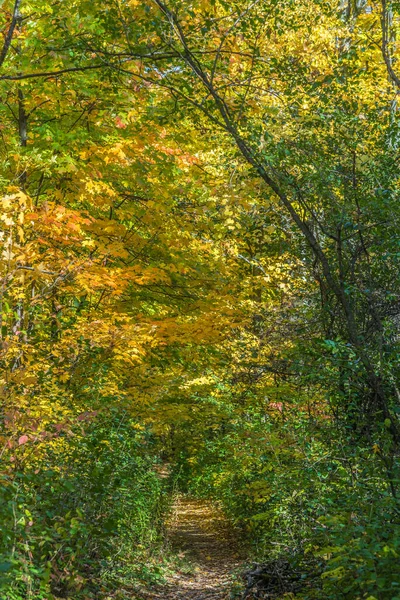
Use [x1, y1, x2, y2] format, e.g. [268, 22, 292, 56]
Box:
[140, 496, 243, 599]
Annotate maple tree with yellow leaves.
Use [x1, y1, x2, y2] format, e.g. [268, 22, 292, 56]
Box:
[1, 1, 400, 598]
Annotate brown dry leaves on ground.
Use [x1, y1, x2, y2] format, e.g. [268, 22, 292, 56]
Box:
[136, 497, 243, 600]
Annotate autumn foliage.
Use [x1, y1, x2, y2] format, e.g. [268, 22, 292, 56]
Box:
[1, 1, 400, 599]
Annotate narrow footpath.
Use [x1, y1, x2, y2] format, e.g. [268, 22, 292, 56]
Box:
[140, 496, 243, 599]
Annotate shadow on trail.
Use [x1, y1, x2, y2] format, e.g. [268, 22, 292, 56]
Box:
[142, 497, 243, 600]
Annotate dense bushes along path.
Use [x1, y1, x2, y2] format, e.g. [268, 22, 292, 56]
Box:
[139, 497, 243, 600]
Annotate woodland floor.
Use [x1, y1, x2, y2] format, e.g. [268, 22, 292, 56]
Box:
[136, 496, 244, 599]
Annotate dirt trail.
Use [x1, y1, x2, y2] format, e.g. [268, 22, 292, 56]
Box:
[140, 496, 243, 599]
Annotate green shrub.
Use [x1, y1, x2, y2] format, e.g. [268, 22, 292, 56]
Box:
[0, 409, 167, 599]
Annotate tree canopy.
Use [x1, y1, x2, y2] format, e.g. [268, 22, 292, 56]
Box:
[1, 1, 400, 598]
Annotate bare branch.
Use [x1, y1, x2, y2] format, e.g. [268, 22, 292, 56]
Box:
[0, 0, 22, 68]
[380, 0, 400, 88]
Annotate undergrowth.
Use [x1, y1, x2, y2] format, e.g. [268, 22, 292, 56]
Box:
[0, 409, 170, 599]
